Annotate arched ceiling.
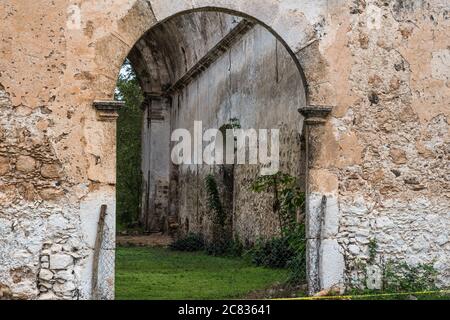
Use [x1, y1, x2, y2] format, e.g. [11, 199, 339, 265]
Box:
[128, 11, 248, 94]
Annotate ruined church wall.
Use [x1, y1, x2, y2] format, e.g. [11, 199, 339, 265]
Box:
[0, 0, 449, 299]
[0, 0, 135, 300]
[305, 1, 450, 289]
[170, 25, 306, 243]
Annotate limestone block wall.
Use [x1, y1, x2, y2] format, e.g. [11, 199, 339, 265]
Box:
[0, 84, 115, 299]
[0, 0, 125, 300]
[318, 0, 450, 289]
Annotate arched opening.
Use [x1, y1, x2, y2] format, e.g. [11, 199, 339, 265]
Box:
[114, 8, 308, 300]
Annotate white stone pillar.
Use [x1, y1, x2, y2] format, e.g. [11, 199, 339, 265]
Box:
[299, 106, 345, 295]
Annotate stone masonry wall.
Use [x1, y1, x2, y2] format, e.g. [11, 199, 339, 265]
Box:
[0, 0, 448, 298]
[0, 84, 85, 299]
[304, 0, 450, 290]
[332, 0, 450, 288]
[170, 24, 306, 244]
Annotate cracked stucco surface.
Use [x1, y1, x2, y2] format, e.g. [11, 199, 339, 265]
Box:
[0, 0, 449, 298]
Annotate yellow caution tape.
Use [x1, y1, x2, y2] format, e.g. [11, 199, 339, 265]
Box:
[274, 290, 450, 300]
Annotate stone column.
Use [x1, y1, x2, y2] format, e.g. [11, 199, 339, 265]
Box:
[140, 93, 171, 233]
[299, 106, 344, 295]
[91, 100, 124, 300]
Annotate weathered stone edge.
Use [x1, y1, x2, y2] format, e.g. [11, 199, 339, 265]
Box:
[298, 106, 333, 125]
[93, 100, 125, 121]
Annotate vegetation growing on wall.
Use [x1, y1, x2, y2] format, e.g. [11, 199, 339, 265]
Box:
[251, 172, 307, 285]
[350, 238, 438, 296]
[383, 261, 438, 293]
[205, 174, 232, 256]
[115, 60, 144, 231]
[251, 172, 305, 234]
[170, 171, 308, 286]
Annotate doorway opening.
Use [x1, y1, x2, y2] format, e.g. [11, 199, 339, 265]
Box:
[114, 9, 308, 300]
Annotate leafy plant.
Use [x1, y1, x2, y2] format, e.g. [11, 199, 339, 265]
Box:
[250, 172, 307, 285]
[251, 236, 294, 269]
[228, 237, 244, 257]
[205, 174, 226, 227]
[383, 261, 438, 293]
[250, 224, 306, 285]
[285, 224, 307, 285]
[287, 250, 307, 285]
[206, 237, 245, 257]
[169, 233, 205, 252]
[251, 172, 305, 234]
[219, 118, 242, 134]
[204, 174, 235, 256]
[205, 239, 231, 257]
[368, 239, 377, 264]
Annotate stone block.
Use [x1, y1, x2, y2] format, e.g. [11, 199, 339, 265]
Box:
[16, 156, 36, 173]
[50, 254, 73, 270]
[0, 156, 10, 175]
[320, 239, 345, 291]
[39, 269, 54, 281]
[40, 163, 61, 179]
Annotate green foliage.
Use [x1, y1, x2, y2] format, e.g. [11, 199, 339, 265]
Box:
[115, 60, 144, 230]
[368, 239, 377, 264]
[383, 261, 438, 293]
[204, 238, 242, 257]
[251, 237, 294, 269]
[219, 118, 242, 134]
[287, 251, 307, 285]
[169, 233, 205, 252]
[285, 224, 307, 285]
[205, 174, 226, 227]
[228, 237, 245, 257]
[206, 239, 232, 257]
[204, 173, 236, 257]
[250, 224, 306, 285]
[250, 172, 306, 285]
[251, 172, 305, 234]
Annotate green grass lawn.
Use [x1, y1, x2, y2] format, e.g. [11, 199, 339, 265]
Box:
[115, 247, 288, 300]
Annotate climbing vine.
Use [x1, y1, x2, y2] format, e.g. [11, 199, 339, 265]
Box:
[251, 172, 305, 234]
[251, 172, 307, 285]
[205, 174, 226, 228]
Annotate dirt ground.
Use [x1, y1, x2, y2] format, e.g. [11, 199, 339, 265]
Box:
[116, 233, 173, 247]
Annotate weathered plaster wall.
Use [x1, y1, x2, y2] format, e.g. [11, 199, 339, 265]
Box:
[0, 0, 136, 300]
[141, 96, 171, 232]
[168, 23, 306, 243]
[297, 0, 450, 292]
[0, 0, 449, 299]
[321, 0, 450, 289]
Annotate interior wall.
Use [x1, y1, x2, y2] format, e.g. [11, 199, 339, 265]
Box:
[168, 24, 306, 243]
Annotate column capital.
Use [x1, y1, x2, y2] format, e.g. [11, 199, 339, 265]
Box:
[141, 92, 171, 121]
[298, 106, 333, 125]
[141, 92, 170, 110]
[93, 100, 124, 121]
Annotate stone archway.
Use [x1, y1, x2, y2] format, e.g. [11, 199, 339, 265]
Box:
[91, 1, 338, 296]
[2, 0, 449, 301]
[0, 0, 340, 300]
[92, 0, 335, 105]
